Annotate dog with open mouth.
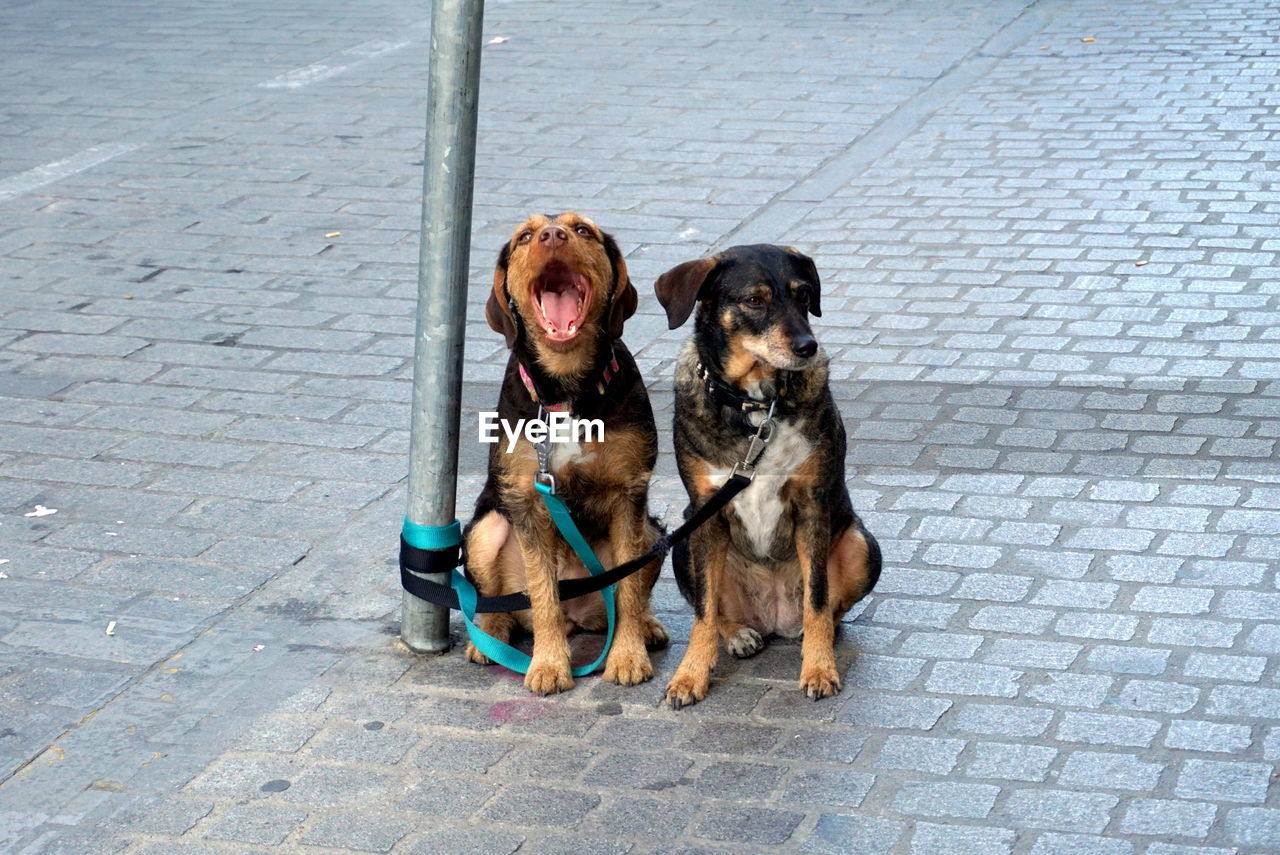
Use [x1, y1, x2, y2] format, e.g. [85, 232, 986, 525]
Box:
[654, 244, 881, 708]
[463, 213, 669, 695]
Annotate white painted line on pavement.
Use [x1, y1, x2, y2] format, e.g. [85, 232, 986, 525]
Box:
[0, 142, 140, 200]
[259, 39, 412, 89]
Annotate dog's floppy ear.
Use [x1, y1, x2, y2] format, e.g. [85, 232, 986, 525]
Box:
[654, 255, 720, 329]
[602, 232, 637, 338]
[485, 242, 519, 348]
[784, 246, 822, 317]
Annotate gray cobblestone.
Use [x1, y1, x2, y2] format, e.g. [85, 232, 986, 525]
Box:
[203, 804, 307, 846]
[892, 781, 999, 819]
[1119, 799, 1218, 838]
[965, 742, 1058, 782]
[801, 815, 904, 855]
[1174, 759, 1273, 804]
[876, 734, 966, 774]
[1059, 751, 1163, 791]
[1002, 789, 1118, 833]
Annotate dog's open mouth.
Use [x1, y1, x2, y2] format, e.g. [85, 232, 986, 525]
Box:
[532, 262, 592, 343]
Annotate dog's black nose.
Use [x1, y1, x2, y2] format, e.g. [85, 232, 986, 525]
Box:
[791, 335, 817, 359]
[539, 225, 569, 246]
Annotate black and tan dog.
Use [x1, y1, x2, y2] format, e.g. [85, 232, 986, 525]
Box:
[464, 213, 668, 695]
[654, 244, 881, 707]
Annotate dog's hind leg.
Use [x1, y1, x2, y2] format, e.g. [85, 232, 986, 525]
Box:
[827, 524, 880, 621]
[638, 518, 670, 650]
[463, 511, 522, 665]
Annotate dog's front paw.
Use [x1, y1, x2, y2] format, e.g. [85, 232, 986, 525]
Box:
[664, 671, 709, 709]
[464, 641, 492, 666]
[798, 663, 842, 700]
[525, 658, 574, 695]
[603, 646, 654, 686]
[725, 626, 764, 659]
[642, 615, 670, 650]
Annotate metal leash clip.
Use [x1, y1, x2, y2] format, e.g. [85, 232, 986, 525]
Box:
[533, 404, 557, 494]
[730, 399, 776, 481]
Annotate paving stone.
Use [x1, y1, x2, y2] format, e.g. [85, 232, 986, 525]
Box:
[482, 785, 600, 829]
[587, 796, 698, 839]
[1119, 799, 1218, 838]
[407, 827, 525, 855]
[781, 767, 876, 807]
[690, 805, 803, 845]
[583, 753, 693, 792]
[1174, 759, 1273, 804]
[1056, 712, 1161, 748]
[876, 734, 966, 774]
[1207, 686, 1280, 718]
[1223, 807, 1280, 848]
[691, 760, 785, 800]
[1058, 751, 1163, 791]
[908, 822, 1014, 855]
[1001, 789, 1119, 833]
[840, 693, 952, 730]
[965, 742, 1058, 783]
[891, 781, 1000, 819]
[1027, 833, 1134, 855]
[202, 804, 307, 846]
[526, 834, 635, 855]
[104, 796, 214, 835]
[800, 814, 905, 854]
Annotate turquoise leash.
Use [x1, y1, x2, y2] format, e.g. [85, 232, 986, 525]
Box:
[401, 518, 461, 551]
[411, 480, 617, 677]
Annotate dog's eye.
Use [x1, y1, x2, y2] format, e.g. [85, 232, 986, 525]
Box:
[574, 225, 593, 238]
[517, 231, 533, 245]
[742, 295, 766, 309]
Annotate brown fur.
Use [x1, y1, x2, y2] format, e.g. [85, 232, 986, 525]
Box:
[655, 244, 880, 708]
[465, 214, 666, 695]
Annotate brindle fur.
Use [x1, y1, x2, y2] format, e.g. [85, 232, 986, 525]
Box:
[655, 244, 881, 708]
[464, 213, 668, 695]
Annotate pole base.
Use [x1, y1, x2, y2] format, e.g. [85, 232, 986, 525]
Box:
[401, 585, 452, 654]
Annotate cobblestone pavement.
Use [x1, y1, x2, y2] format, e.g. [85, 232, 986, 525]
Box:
[1, 0, 1278, 852]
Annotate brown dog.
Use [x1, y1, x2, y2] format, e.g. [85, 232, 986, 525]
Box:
[654, 245, 881, 707]
[463, 213, 668, 695]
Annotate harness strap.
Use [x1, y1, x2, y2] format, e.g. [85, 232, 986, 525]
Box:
[398, 472, 754, 613]
[447, 482, 616, 676]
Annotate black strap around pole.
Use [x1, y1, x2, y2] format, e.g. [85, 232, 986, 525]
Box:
[399, 473, 753, 614]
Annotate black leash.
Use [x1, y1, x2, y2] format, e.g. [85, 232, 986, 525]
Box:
[399, 471, 754, 614]
[402, 358, 781, 616]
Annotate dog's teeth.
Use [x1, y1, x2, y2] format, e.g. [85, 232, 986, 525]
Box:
[576, 297, 582, 311]
[568, 323, 576, 334]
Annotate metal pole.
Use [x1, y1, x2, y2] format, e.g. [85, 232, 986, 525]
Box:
[401, 0, 485, 653]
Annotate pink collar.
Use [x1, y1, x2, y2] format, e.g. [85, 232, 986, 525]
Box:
[517, 352, 620, 415]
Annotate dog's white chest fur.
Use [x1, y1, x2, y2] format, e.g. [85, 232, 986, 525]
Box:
[711, 417, 812, 558]
[547, 417, 597, 470]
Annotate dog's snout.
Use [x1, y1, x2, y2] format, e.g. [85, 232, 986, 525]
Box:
[538, 225, 569, 247]
[791, 334, 817, 359]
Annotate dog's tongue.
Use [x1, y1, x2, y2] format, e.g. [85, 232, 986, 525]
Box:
[542, 289, 578, 330]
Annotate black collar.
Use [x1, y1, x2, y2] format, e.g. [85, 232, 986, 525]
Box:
[695, 360, 784, 414]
